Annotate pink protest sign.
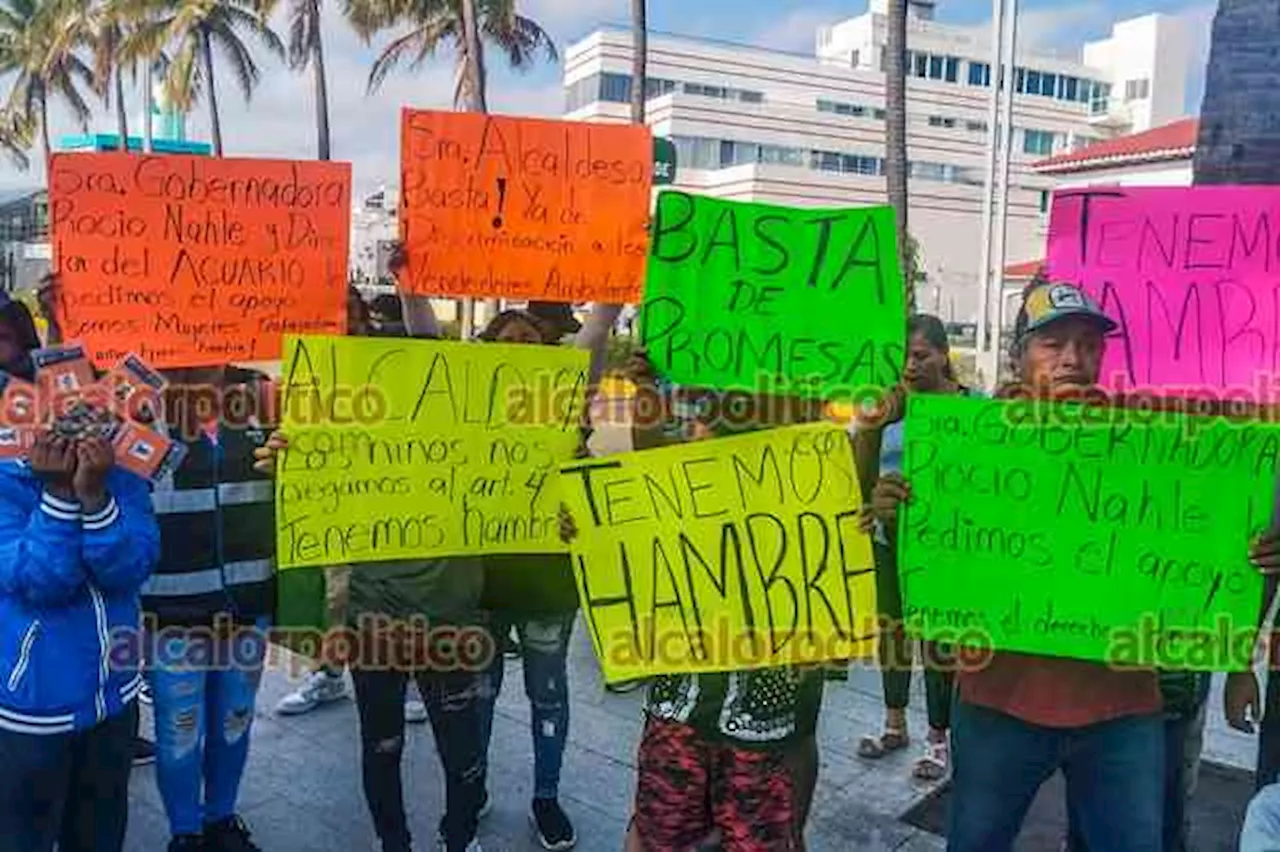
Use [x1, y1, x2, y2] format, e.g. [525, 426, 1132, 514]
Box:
[1046, 187, 1280, 399]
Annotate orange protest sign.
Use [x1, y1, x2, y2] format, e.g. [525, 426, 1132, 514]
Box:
[48, 152, 351, 368]
[399, 109, 651, 303]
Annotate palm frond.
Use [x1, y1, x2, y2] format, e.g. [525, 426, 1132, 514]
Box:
[208, 20, 261, 100]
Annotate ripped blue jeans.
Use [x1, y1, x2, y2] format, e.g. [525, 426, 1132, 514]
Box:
[144, 622, 266, 837]
[480, 615, 574, 800]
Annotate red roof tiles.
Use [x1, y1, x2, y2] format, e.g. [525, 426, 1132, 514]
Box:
[1035, 117, 1198, 174]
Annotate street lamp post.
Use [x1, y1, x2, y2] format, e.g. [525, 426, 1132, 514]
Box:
[975, 0, 1019, 389]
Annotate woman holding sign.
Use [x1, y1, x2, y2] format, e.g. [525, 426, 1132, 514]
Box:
[853, 314, 977, 781]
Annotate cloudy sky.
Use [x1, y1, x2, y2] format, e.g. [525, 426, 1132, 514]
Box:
[0, 0, 1216, 193]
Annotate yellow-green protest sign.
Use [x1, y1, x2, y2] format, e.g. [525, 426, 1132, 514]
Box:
[560, 423, 879, 682]
[275, 334, 588, 569]
[899, 394, 1276, 671]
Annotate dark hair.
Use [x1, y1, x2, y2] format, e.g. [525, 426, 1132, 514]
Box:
[907, 313, 955, 381]
[908, 314, 949, 353]
[0, 299, 42, 379]
[477, 309, 546, 342]
[369, 294, 403, 323]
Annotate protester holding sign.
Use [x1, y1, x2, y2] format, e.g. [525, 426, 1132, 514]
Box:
[141, 367, 276, 852]
[476, 306, 587, 852]
[392, 250, 619, 850]
[561, 379, 847, 852]
[854, 314, 975, 781]
[275, 288, 430, 725]
[0, 308, 159, 852]
[871, 280, 1169, 850]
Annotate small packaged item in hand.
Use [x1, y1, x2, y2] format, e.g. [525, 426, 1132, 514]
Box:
[103, 354, 167, 425]
[32, 343, 94, 394]
[112, 420, 187, 482]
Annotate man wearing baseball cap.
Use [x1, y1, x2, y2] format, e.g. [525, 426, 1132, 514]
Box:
[868, 279, 1165, 851]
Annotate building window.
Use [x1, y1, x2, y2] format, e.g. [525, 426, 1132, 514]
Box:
[739, 90, 764, 103]
[945, 56, 960, 82]
[850, 49, 861, 67]
[928, 54, 944, 79]
[1061, 76, 1079, 102]
[599, 72, 632, 103]
[844, 155, 881, 175]
[814, 151, 842, 172]
[1125, 78, 1151, 100]
[966, 120, 988, 133]
[1023, 129, 1056, 156]
[1040, 72, 1057, 97]
[1025, 69, 1041, 96]
[928, 115, 957, 128]
[1014, 67, 1026, 93]
[968, 61, 990, 87]
[818, 99, 867, 117]
[914, 52, 928, 78]
[645, 77, 677, 98]
[1039, 190, 1051, 214]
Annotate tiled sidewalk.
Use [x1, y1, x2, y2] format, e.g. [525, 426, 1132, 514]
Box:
[124, 622, 1256, 851]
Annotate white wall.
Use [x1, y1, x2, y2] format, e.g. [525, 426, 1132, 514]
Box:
[1051, 160, 1192, 188]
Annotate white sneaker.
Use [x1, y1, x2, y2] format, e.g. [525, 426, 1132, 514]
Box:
[404, 681, 428, 724]
[404, 698, 428, 724]
[276, 670, 347, 715]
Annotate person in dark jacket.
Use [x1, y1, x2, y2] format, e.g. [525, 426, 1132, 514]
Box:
[142, 366, 275, 852]
[0, 292, 161, 852]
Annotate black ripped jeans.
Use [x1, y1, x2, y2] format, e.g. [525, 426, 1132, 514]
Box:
[352, 666, 487, 852]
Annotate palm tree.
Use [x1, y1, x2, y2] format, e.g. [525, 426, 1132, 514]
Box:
[456, 0, 485, 111]
[134, 0, 285, 156]
[349, 0, 556, 110]
[630, 0, 645, 123]
[0, 0, 96, 166]
[284, 0, 331, 159]
[883, 0, 910, 306]
[0, 108, 31, 168]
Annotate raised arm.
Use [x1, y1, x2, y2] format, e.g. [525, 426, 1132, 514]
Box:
[388, 242, 443, 339]
[576, 303, 624, 388]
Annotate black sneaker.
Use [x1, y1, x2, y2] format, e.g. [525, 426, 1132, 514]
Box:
[132, 736, 156, 767]
[168, 836, 204, 852]
[530, 798, 576, 851]
[204, 816, 261, 852]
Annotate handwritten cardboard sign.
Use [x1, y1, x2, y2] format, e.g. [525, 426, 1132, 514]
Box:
[1046, 187, 1280, 397]
[561, 423, 878, 682]
[399, 109, 652, 303]
[48, 152, 351, 368]
[275, 334, 589, 569]
[899, 394, 1273, 670]
[641, 192, 906, 399]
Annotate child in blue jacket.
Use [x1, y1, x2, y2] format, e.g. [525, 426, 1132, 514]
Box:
[0, 427, 160, 852]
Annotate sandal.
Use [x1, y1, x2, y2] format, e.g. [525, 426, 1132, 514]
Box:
[856, 728, 909, 759]
[912, 737, 949, 781]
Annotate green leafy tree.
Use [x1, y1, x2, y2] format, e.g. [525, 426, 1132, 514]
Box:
[347, 0, 556, 109]
[133, 0, 284, 156]
[0, 0, 96, 166]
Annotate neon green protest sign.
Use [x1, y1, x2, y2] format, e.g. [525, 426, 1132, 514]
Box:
[640, 191, 906, 400]
[899, 394, 1276, 671]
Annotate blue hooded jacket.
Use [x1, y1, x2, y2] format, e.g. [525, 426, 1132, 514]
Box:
[0, 461, 159, 734]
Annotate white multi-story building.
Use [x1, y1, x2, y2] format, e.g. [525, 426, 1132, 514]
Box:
[563, 0, 1190, 323]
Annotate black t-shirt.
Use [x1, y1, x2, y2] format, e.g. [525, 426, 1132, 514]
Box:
[480, 553, 579, 618]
